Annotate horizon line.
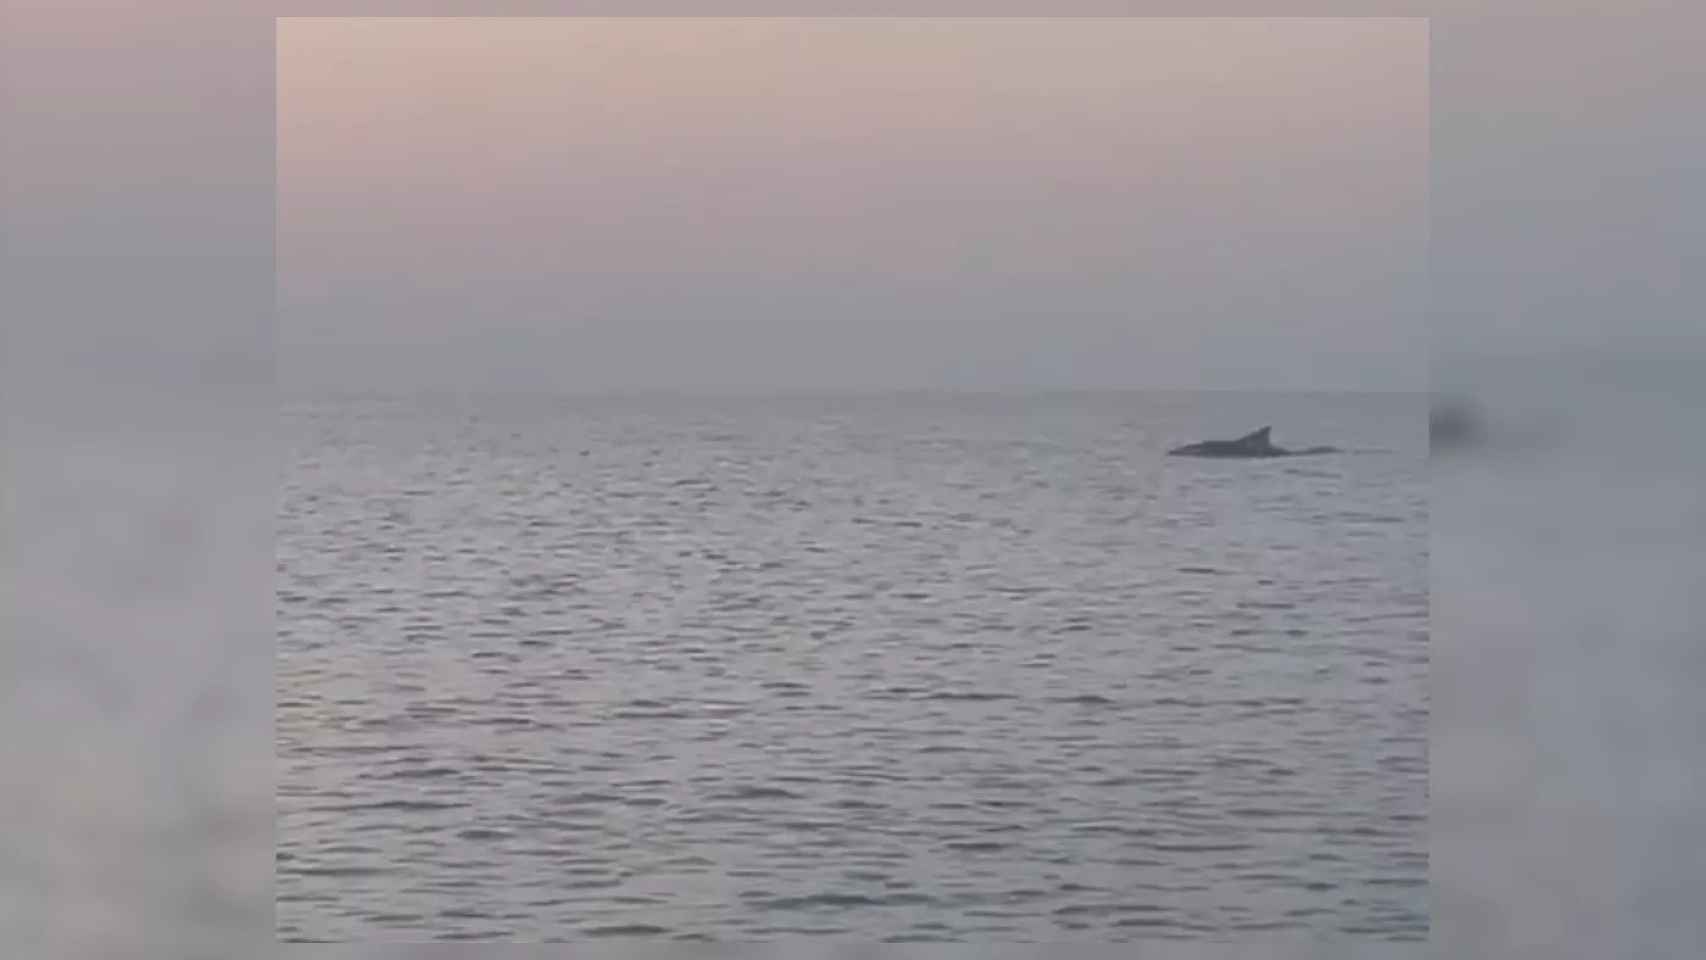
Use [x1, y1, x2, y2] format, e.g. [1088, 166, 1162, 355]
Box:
[280, 384, 1430, 401]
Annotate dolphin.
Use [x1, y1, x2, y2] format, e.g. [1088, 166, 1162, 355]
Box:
[1167, 426, 1341, 458]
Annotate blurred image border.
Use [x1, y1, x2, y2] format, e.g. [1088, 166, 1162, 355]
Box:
[5, 1, 1700, 957]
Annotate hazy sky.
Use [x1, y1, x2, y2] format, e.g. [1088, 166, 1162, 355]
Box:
[277, 17, 1428, 394]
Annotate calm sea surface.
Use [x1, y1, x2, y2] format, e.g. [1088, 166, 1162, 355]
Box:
[277, 390, 1428, 942]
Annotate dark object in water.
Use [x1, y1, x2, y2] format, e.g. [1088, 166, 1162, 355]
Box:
[1429, 397, 1483, 454]
[1167, 426, 1341, 459]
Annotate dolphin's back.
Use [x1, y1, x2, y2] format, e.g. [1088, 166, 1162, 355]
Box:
[1167, 425, 1339, 458]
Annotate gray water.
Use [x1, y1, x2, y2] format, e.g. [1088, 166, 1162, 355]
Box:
[277, 390, 1428, 942]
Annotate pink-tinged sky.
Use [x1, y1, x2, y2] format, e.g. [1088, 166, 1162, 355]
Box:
[278, 18, 1427, 393]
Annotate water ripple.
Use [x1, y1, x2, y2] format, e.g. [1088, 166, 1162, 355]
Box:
[279, 392, 1427, 941]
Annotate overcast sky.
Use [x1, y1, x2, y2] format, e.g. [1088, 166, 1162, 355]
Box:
[277, 17, 1428, 395]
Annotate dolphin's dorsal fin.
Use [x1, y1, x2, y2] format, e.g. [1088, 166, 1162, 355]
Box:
[1236, 426, 1272, 446]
